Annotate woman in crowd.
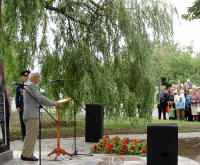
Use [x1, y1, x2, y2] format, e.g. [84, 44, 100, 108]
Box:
[184, 83, 191, 94]
[171, 83, 177, 95]
[177, 80, 183, 90]
[190, 87, 200, 122]
[185, 90, 192, 121]
[168, 87, 176, 120]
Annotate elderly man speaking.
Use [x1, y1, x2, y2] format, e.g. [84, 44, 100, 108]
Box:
[21, 72, 60, 161]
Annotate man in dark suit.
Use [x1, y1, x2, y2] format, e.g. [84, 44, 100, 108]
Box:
[15, 70, 30, 141]
[159, 86, 169, 120]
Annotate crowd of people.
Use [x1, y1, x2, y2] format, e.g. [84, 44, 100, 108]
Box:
[157, 79, 200, 122]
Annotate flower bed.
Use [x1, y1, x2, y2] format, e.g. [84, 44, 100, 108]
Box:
[91, 135, 147, 155]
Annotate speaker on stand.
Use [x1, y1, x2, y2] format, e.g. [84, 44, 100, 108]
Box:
[147, 123, 178, 165]
[85, 104, 104, 142]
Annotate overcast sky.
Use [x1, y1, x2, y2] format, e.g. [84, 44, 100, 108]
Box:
[169, 0, 200, 53]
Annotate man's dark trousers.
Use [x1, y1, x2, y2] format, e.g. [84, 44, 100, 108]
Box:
[159, 101, 167, 120]
[19, 109, 26, 140]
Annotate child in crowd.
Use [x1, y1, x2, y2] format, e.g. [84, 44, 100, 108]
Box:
[176, 97, 185, 121]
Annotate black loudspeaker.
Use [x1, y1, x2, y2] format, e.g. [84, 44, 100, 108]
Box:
[147, 123, 178, 165]
[85, 104, 104, 142]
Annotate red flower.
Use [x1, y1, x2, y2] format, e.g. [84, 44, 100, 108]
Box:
[91, 136, 147, 155]
[107, 146, 112, 151]
[125, 138, 130, 143]
[141, 149, 146, 154]
[121, 144, 127, 152]
[131, 146, 135, 150]
[106, 143, 113, 147]
[101, 142, 106, 146]
[134, 139, 137, 143]
[94, 144, 97, 150]
[121, 147, 125, 152]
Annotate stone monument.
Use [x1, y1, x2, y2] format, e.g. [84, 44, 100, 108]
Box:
[0, 59, 13, 163]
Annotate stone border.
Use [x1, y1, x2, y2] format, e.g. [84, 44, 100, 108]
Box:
[0, 150, 13, 164]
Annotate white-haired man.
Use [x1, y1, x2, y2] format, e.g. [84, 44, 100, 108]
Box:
[21, 72, 60, 161]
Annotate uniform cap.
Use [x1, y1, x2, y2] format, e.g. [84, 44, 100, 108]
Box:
[20, 70, 30, 76]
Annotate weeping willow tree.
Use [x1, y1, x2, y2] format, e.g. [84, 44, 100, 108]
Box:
[182, 0, 200, 20]
[1, 0, 175, 126]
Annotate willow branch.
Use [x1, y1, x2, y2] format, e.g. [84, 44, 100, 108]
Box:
[45, 3, 88, 26]
[73, 1, 97, 16]
[67, 18, 75, 44]
[88, 0, 105, 11]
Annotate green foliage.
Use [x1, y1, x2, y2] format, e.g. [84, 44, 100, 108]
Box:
[0, 0, 40, 86]
[182, 0, 200, 20]
[152, 44, 200, 87]
[1, 0, 176, 127]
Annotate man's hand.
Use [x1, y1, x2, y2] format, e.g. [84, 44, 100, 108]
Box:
[53, 101, 61, 107]
[17, 107, 21, 112]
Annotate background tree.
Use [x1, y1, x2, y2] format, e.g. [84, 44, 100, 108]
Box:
[1, 0, 175, 126]
[182, 0, 200, 20]
[151, 43, 200, 87]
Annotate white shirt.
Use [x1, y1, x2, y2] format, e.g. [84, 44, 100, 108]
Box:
[174, 93, 185, 106]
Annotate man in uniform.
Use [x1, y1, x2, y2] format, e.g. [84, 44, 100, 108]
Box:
[15, 70, 30, 141]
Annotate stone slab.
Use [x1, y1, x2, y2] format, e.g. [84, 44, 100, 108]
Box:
[0, 150, 13, 164]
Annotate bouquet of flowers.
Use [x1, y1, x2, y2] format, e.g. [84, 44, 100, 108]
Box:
[91, 135, 147, 155]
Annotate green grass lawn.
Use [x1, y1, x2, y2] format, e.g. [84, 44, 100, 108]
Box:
[104, 118, 200, 131]
[10, 118, 200, 132]
[152, 119, 200, 125]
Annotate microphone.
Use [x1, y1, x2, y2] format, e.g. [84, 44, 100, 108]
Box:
[49, 79, 62, 83]
[12, 81, 27, 86]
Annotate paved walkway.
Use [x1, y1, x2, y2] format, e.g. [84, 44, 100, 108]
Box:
[3, 132, 200, 165]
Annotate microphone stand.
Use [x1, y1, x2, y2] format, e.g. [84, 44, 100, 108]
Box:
[19, 84, 58, 165]
[56, 81, 93, 159]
